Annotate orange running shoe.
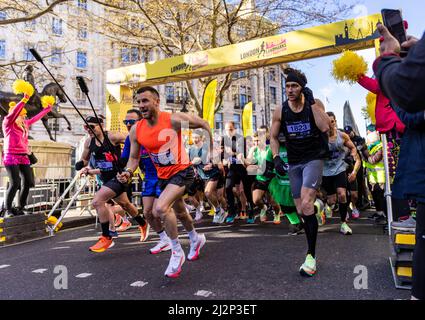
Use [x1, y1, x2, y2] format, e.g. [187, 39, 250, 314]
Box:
[116, 219, 132, 232]
[89, 236, 114, 253]
[114, 214, 123, 228]
[139, 223, 150, 242]
[239, 211, 247, 220]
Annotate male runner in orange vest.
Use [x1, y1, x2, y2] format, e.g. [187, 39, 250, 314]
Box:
[117, 86, 213, 278]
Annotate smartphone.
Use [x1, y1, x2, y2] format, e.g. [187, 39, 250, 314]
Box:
[381, 9, 408, 56]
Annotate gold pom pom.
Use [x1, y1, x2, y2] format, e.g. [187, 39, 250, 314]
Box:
[41, 95, 55, 108]
[366, 92, 377, 125]
[12, 79, 35, 97]
[331, 50, 368, 84]
[9, 102, 16, 108]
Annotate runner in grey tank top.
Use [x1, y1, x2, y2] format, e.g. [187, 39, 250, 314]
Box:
[323, 130, 347, 177]
[322, 112, 361, 236]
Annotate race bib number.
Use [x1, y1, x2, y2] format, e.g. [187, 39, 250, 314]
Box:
[95, 160, 114, 171]
[151, 149, 176, 167]
[286, 122, 311, 138]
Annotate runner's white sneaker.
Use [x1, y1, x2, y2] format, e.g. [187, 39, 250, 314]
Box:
[150, 239, 171, 254]
[188, 234, 206, 261]
[194, 208, 203, 222]
[164, 250, 185, 278]
[218, 208, 228, 224]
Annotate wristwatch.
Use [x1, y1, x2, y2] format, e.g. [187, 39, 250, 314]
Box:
[124, 167, 134, 176]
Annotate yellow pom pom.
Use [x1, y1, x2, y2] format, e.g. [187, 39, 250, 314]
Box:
[331, 50, 368, 84]
[41, 95, 55, 108]
[12, 79, 35, 97]
[366, 92, 377, 125]
[9, 102, 16, 108]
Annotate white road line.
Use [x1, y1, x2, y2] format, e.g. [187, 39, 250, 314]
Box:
[194, 290, 213, 297]
[75, 273, 92, 278]
[51, 246, 71, 250]
[0, 265, 11, 269]
[130, 281, 148, 287]
[32, 269, 48, 274]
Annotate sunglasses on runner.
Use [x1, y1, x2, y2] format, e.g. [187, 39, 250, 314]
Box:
[123, 119, 137, 126]
[84, 124, 97, 130]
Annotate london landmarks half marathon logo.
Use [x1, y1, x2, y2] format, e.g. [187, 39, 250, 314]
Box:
[240, 37, 287, 60]
[171, 53, 209, 74]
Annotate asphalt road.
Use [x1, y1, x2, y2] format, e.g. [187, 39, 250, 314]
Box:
[0, 213, 411, 300]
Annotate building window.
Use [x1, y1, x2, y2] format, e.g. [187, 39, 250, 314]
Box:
[77, 51, 87, 69]
[51, 48, 62, 64]
[77, 0, 88, 10]
[131, 47, 139, 62]
[253, 115, 257, 132]
[270, 86, 277, 104]
[0, 40, 5, 59]
[165, 86, 175, 103]
[269, 68, 276, 82]
[121, 47, 129, 63]
[0, 11, 6, 21]
[48, 118, 60, 131]
[239, 70, 246, 78]
[233, 114, 241, 130]
[23, 45, 35, 61]
[215, 113, 223, 132]
[75, 83, 86, 104]
[78, 27, 88, 39]
[52, 18, 63, 35]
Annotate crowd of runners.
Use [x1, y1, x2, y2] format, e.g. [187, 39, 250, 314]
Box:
[72, 67, 411, 281]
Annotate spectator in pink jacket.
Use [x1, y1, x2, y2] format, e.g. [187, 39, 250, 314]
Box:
[2, 91, 52, 218]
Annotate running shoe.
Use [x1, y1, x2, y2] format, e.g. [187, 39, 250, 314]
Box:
[368, 212, 382, 220]
[351, 208, 360, 219]
[288, 223, 304, 235]
[208, 208, 215, 216]
[217, 208, 228, 224]
[226, 215, 235, 224]
[324, 204, 332, 218]
[116, 219, 132, 232]
[340, 222, 352, 235]
[194, 209, 203, 222]
[89, 236, 114, 253]
[391, 216, 416, 231]
[164, 250, 186, 278]
[139, 223, 150, 242]
[150, 239, 172, 254]
[188, 233, 206, 261]
[114, 214, 123, 228]
[299, 254, 316, 277]
[246, 216, 256, 224]
[260, 206, 267, 222]
[3, 210, 15, 218]
[316, 210, 326, 226]
[239, 211, 247, 220]
[273, 213, 281, 225]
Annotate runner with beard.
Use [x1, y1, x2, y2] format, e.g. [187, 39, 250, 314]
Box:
[270, 68, 331, 277]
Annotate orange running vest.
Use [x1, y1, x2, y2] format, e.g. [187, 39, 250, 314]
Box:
[136, 111, 191, 179]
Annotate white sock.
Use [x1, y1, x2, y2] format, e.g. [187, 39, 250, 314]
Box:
[158, 230, 169, 242]
[188, 230, 198, 243]
[170, 238, 182, 252]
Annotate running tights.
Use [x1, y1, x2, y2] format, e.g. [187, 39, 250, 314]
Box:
[5, 164, 35, 210]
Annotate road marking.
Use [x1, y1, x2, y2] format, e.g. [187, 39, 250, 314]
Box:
[51, 246, 71, 250]
[0, 265, 10, 269]
[194, 290, 213, 297]
[130, 281, 148, 287]
[32, 269, 48, 274]
[75, 273, 92, 278]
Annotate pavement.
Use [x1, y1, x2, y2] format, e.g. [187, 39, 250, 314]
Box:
[0, 212, 411, 300]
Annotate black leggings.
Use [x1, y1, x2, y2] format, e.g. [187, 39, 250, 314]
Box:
[413, 202, 425, 300]
[5, 164, 35, 210]
[225, 164, 254, 217]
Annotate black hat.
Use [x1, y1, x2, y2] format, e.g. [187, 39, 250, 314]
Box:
[85, 116, 103, 124]
[344, 125, 353, 133]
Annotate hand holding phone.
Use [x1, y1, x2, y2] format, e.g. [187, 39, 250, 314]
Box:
[381, 9, 408, 56]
